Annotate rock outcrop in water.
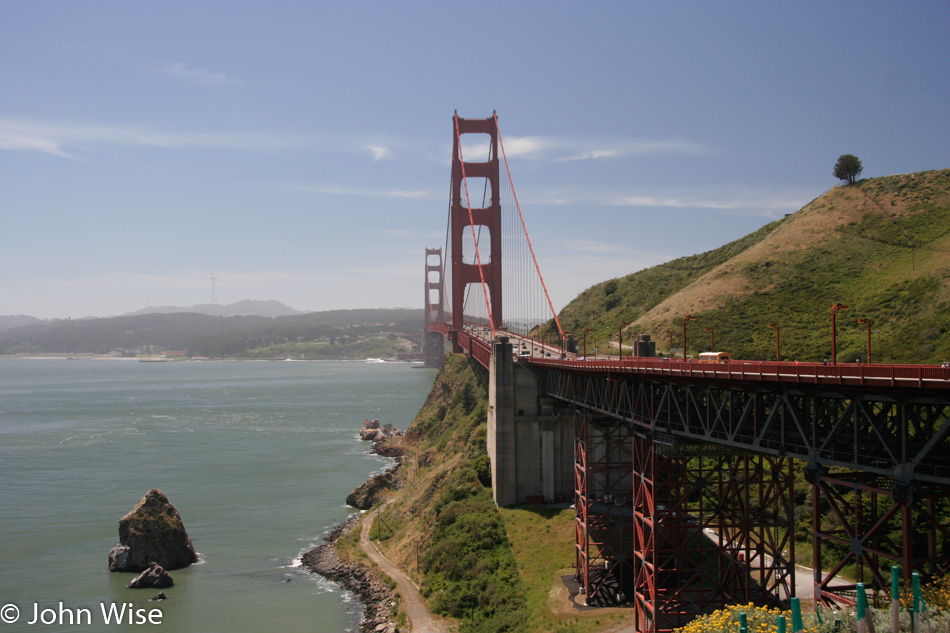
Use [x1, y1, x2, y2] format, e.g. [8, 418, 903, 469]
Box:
[128, 562, 175, 589]
[108, 489, 198, 573]
[345, 467, 399, 510]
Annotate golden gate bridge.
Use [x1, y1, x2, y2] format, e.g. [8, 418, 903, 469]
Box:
[423, 113, 950, 632]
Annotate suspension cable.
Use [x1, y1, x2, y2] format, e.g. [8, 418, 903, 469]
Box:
[454, 114, 496, 337]
[494, 113, 564, 340]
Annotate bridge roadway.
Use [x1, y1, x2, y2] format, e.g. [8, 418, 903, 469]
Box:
[453, 324, 950, 393]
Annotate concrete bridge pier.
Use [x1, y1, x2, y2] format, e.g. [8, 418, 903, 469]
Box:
[487, 336, 573, 507]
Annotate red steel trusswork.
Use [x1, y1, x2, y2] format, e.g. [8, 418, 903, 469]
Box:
[542, 356, 950, 631]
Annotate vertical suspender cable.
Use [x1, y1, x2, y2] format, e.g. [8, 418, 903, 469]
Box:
[494, 113, 565, 340]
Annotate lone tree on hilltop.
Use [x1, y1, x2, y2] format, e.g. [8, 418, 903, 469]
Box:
[833, 154, 863, 185]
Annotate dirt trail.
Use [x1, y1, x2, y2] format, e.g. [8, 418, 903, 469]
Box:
[359, 506, 454, 633]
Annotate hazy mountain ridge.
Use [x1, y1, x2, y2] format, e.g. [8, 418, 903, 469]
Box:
[122, 299, 302, 318]
[0, 315, 43, 331]
[0, 308, 424, 356]
[555, 169, 950, 364]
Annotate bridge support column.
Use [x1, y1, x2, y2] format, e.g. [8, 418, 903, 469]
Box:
[630, 434, 795, 633]
[574, 409, 635, 608]
[487, 342, 574, 507]
[488, 336, 516, 507]
[541, 420, 556, 503]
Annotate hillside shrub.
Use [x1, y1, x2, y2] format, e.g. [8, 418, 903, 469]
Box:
[389, 355, 526, 632]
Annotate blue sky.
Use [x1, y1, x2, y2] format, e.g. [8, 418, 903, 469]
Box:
[2, 1, 948, 319]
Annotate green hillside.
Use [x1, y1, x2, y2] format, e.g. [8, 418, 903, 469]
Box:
[554, 169, 950, 364]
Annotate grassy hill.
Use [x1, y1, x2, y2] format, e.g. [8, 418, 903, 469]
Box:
[554, 169, 950, 364]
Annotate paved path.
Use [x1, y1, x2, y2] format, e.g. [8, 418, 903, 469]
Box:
[360, 506, 453, 633]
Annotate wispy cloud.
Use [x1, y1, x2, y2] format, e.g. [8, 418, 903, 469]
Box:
[159, 62, 241, 87]
[380, 228, 444, 241]
[554, 139, 709, 162]
[0, 117, 300, 157]
[458, 135, 710, 162]
[527, 185, 811, 216]
[562, 239, 633, 255]
[365, 144, 390, 160]
[267, 181, 435, 199]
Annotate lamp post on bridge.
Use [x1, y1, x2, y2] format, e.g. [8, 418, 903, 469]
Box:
[704, 327, 715, 353]
[857, 317, 872, 364]
[664, 329, 673, 358]
[618, 322, 629, 361]
[582, 328, 593, 359]
[682, 315, 696, 360]
[768, 322, 780, 362]
[831, 303, 849, 365]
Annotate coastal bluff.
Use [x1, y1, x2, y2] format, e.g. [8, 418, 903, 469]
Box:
[108, 489, 198, 573]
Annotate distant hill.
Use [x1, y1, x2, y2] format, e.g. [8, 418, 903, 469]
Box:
[0, 308, 424, 357]
[0, 315, 42, 331]
[123, 299, 302, 318]
[555, 169, 950, 365]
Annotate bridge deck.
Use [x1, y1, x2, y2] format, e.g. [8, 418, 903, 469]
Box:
[442, 324, 950, 392]
[531, 356, 950, 392]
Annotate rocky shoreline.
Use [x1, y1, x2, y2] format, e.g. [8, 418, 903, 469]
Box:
[300, 439, 405, 633]
[300, 516, 398, 633]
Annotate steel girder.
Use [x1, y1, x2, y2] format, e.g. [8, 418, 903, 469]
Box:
[809, 469, 950, 603]
[545, 370, 950, 485]
[629, 432, 794, 633]
[574, 410, 635, 607]
[547, 368, 950, 623]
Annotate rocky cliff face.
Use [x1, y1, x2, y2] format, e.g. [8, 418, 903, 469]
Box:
[108, 489, 198, 573]
[345, 467, 399, 510]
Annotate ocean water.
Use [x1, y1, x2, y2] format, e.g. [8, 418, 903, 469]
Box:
[0, 357, 436, 632]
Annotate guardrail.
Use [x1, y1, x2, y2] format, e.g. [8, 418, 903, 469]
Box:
[428, 323, 950, 390]
[530, 356, 950, 391]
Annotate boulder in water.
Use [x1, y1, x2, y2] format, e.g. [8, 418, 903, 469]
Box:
[128, 562, 174, 589]
[345, 467, 398, 510]
[107, 489, 198, 573]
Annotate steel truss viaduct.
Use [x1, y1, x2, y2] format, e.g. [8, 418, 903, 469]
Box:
[541, 363, 950, 631]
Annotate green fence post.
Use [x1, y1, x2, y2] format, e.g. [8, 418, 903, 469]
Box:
[857, 582, 868, 633]
[791, 597, 804, 633]
[912, 572, 922, 633]
[891, 566, 900, 633]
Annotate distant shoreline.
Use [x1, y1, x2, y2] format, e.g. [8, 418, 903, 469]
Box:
[0, 355, 419, 363]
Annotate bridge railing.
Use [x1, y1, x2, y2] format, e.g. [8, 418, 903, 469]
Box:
[529, 356, 950, 390]
[427, 322, 493, 369]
